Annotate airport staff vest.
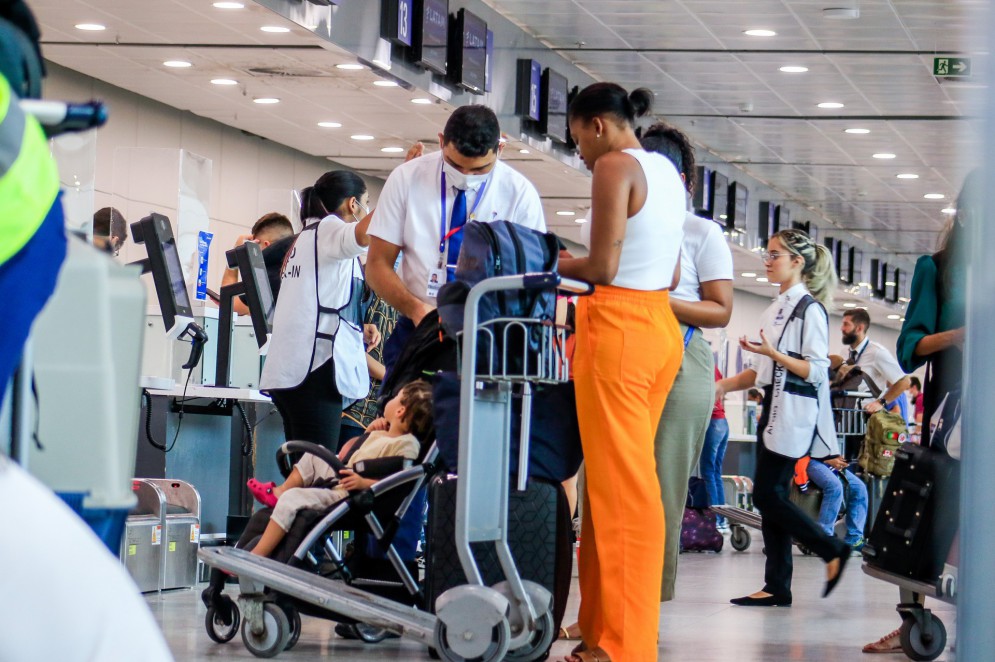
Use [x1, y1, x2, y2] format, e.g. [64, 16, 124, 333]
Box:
[0, 76, 60, 267]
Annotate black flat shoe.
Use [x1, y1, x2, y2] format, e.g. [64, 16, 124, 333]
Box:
[730, 594, 792, 607]
[823, 548, 851, 598]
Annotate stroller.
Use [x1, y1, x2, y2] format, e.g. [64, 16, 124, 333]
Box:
[198, 272, 589, 661]
[200, 434, 436, 655]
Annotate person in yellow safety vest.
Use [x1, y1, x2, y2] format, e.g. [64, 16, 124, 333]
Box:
[0, 72, 66, 402]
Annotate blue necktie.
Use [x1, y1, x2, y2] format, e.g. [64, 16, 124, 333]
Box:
[446, 188, 467, 281]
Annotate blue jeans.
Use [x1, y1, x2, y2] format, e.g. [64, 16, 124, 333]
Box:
[700, 417, 729, 524]
[806, 460, 868, 544]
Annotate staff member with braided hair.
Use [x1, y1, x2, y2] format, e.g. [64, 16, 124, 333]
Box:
[717, 229, 851, 607]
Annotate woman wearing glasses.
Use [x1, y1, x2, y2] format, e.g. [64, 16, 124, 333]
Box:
[716, 229, 851, 607]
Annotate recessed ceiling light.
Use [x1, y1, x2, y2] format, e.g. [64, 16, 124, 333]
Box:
[899, 296, 910, 303]
[858, 281, 872, 288]
[741, 272, 757, 278]
[900, 317, 906, 322]
[896, 173, 919, 179]
[574, 217, 586, 224]
[163, 60, 192, 68]
[924, 193, 945, 200]
[845, 128, 870, 134]
[381, 147, 405, 153]
[336, 63, 365, 71]
[411, 97, 432, 104]
[556, 211, 576, 217]
[756, 277, 769, 283]
[941, 207, 957, 214]
[779, 66, 808, 73]
[519, 149, 530, 154]
[74, 23, 106, 31]
[351, 134, 375, 141]
[260, 26, 290, 33]
[873, 153, 896, 159]
[317, 121, 342, 128]
[817, 102, 845, 109]
[373, 80, 399, 87]
[885, 281, 897, 287]
[743, 29, 777, 37]
[253, 97, 280, 104]
[210, 78, 238, 86]
[843, 302, 857, 308]
[887, 314, 901, 320]
[212, 1, 244, 8]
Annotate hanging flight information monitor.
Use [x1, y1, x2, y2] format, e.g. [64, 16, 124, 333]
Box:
[447, 8, 487, 94]
[540, 67, 569, 143]
[413, 0, 448, 75]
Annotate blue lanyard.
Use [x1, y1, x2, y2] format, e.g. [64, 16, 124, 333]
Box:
[438, 168, 490, 256]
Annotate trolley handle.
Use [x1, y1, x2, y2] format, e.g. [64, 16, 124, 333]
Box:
[519, 272, 594, 296]
[831, 390, 877, 399]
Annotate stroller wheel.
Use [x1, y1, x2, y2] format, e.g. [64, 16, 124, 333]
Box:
[335, 622, 395, 644]
[205, 596, 240, 644]
[280, 604, 302, 651]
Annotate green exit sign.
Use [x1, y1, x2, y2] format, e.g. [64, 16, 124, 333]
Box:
[934, 57, 971, 77]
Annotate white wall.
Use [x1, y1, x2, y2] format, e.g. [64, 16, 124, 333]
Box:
[43, 62, 384, 294]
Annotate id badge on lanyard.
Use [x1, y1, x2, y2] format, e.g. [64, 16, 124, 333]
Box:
[428, 168, 489, 297]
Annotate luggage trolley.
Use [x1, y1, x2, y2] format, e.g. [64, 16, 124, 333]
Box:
[861, 564, 955, 661]
[197, 273, 588, 661]
[712, 390, 872, 553]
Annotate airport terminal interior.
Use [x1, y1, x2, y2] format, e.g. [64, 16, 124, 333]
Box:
[0, 0, 991, 660]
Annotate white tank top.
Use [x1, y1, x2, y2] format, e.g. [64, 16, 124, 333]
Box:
[581, 148, 685, 290]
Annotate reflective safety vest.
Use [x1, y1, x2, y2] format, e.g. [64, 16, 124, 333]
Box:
[0, 76, 60, 267]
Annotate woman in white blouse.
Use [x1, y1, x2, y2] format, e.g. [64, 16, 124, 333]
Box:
[716, 229, 850, 606]
[260, 171, 376, 453]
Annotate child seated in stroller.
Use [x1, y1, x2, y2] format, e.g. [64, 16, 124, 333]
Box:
[244, 380, 434, 560]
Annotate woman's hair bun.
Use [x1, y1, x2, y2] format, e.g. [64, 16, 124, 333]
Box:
[628, 88, 654, 119]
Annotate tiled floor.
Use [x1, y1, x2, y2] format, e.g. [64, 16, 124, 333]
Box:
[148, 542, 956, 661]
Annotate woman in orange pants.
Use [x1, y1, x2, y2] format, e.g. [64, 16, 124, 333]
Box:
[559, 82, 687, 662]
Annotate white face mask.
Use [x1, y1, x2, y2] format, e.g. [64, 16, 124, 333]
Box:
[353, 199, 370, 221]
[442, 161, 489, 191]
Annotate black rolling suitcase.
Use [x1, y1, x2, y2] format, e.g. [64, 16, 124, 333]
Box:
[862, 442, 960, 581]
[424, 474, 572, 638]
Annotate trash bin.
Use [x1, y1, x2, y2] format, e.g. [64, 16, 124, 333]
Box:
[120, 479, 165, 593]
[146, 479, 201, 591]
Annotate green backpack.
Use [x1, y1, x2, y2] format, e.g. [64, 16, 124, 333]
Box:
[859, 410, 909, 477]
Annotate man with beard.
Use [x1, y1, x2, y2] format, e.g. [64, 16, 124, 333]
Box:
[834, 308, 912, 417]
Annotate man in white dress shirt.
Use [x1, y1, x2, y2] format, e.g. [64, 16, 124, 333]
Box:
[834, 308, 911, 416]
[366, 105, 546, 369]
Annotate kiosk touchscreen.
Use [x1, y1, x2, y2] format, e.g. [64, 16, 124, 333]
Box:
[215, 241, 274, 387]
[130, 212, 208, 370]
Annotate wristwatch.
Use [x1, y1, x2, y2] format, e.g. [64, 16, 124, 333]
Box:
[877, 397, 887, 407]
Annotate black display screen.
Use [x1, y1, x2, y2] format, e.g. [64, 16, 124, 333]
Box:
[448, 8, 486, 93]
[710, 172, 729, 224]
[163, 237, 192, 312]
[727, 180, 748, 231]
[757, 200, 775, 243]
[540, 68, 569, 143]
[414, 0, 448, 75]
